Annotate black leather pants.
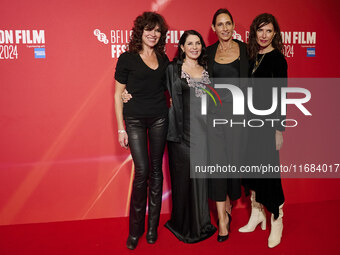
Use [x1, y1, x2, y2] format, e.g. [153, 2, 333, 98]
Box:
[124, 115, 168, 237]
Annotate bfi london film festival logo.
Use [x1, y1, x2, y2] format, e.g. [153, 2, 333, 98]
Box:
[200, 84, 312, 128]
[94, 28, 188, 59]
[0, 30, 46, 59]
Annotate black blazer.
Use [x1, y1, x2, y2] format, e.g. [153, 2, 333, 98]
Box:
[166, 60, 185, 142]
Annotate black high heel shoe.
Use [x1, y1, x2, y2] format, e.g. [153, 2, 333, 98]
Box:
[217, 212, 232, 242]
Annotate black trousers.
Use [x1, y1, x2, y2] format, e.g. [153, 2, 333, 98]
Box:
[124, 115, 168, 237]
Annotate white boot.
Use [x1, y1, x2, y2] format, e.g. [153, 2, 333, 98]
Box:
[268, 203, 284, 248]
[239, 191, 266, 233]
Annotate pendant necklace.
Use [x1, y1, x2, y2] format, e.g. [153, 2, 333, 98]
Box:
[251, 53, 266, 75]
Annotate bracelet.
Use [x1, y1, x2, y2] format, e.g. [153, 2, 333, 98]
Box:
[118, 129, 126, 134]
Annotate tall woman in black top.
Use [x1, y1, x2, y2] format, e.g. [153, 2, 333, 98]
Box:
[114, 12, 169, 250]
[206, 8, 249, 242]
[239, 13, 286, 248]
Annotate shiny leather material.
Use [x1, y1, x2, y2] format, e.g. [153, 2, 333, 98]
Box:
[124, 116, 168, 237]
[146, 227, 157, 244]
[126, 235, 139, 250]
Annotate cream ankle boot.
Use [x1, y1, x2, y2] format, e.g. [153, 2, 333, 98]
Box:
[239, 191, 266, 233]
[268, 203, 284, 248]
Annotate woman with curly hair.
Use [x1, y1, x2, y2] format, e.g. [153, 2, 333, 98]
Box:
[114, 12, 169, 250]
[239, 13, 286, 248]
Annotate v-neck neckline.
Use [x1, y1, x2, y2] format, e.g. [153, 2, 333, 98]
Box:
[138, 53, 160, 71]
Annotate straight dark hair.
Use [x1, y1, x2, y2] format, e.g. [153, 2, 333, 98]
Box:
[176, 30, 208, 68]
[212, 8, 234, 25]
[248, 13, 283, 60]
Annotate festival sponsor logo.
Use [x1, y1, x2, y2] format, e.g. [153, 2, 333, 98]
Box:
[0, 30, 45, 60]
[34, 48, 46, 59]
[94, 29, 109, 44]
[232, 30, 243, 42]
[306, 47, 316, 57]
[94, 28, 184, 59]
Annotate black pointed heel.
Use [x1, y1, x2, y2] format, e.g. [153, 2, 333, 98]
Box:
[217, 211, 231, 242]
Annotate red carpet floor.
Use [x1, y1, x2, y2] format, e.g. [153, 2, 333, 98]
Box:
[0, 200, 339, 255]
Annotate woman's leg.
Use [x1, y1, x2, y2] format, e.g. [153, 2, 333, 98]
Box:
[216, 201, 229, 236]
[125, 117, 149, 238]
[238, 190, 266, 233]
[147, 116, 168, 241]
[225, 195, 232, 215]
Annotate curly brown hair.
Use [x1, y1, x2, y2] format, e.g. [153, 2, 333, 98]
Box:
[128, 12, 168, 56]
[248, 13, 283, 60]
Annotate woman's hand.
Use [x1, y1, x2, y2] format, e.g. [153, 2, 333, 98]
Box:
[118, 130, 129, 149]
[275, 130, 283, 150]
[121, 89, 132, 103]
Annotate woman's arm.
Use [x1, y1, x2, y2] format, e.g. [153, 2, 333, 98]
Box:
[114, 80, 129, 149]
[274, 53, 288, 150]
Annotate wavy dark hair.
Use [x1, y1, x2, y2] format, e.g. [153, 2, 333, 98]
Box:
[212, 8, 234, 25]
[176, 30, 208, 68]
[248, 13, 283, 60]
[128, 12, 168, 55]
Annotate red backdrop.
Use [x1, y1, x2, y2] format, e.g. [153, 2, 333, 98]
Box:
[0, 0, 339, 225]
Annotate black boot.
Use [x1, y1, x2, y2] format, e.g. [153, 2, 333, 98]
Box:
[146, 226, 158, 244]
[126, 235, 139, 250]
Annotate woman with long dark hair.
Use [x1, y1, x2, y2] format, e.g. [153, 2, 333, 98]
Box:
[165, 30, 216, 243]
[206, 8, 249, 242]
[114, 12, 169, 250]
[239, 13, 286, 248]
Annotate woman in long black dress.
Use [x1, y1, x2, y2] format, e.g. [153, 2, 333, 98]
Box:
[206, 8, 249, 242]
[165, 30, 216, 243]
[239, 13, 286, 248]
[114, 12, 169, 250]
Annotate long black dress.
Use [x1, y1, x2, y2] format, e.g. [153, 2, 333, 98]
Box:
[165, 62, 216, 243]
[242, 48, 286, 219]
[206, 40, 249, 202]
